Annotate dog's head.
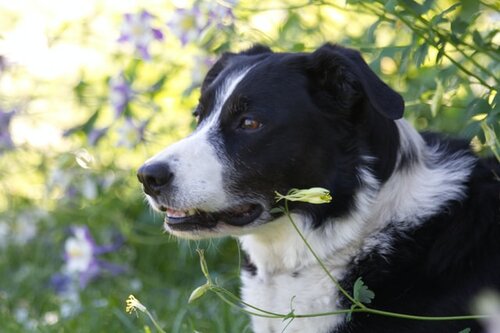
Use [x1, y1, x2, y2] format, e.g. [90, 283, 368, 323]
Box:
[137, 44, 404, 239]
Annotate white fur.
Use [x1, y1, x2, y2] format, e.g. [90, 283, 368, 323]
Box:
[239, 119, 476, 333]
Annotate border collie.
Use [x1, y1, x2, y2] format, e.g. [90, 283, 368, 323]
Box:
[137, 44, 500, 333]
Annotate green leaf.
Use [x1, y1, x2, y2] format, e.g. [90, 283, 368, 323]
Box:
[430, 3, 460, 25]
[63, 109, 100, 137]
[472, 30, 484, 47]
[414, 43, 429, 68]
[430, 79, 444, 118]
[384, 0, 397, 11]
[435, 40, 446, 64]
[353, 277, 375, 305]
[366, 20, 381, 44]
[451, 19, 468, 36]
[346, 304, 356, 322]
[467, 98, 492, 118]
[458, 328, 471, 333]
[400, 0, 426, 14]
[149, 74, 167, 94]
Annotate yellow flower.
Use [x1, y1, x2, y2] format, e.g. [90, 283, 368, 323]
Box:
[275, 187, 332, 204]
[125, 295, 147, 314]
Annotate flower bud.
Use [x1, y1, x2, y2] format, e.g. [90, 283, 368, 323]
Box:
[188, 283, 210, 303]
[275, 187, 332, 204]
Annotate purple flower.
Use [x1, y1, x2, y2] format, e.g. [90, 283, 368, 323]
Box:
[206, 2, 235, 29]
[167, 2, 236, 46]
[87, 126, 109, 146]
[167, 5, 209, 46]
[109, 72, 132, 118]
[117, 117, 148, 148]
[61, 226, 124, 289]
[118, 10, 164, 60]
[0, 109, 16, 152]
[51, 273, 72, 294]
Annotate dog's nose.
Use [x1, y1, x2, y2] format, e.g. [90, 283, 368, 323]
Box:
[137, 162, 173, 196]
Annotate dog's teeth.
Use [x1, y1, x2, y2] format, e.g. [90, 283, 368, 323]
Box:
[167, 209, 186, 218]
[166, 208, 197, 218]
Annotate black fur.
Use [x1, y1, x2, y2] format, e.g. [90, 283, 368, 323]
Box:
[336, 150, 500, 333]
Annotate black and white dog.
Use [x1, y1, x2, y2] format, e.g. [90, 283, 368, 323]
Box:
[137, 44, 500, 333]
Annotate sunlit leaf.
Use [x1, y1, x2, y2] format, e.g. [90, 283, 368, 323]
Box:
[430, 79, 444, 118]
[414, 43, 429, 68]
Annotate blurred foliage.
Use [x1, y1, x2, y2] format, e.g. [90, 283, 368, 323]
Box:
[0, 0, 498, 332]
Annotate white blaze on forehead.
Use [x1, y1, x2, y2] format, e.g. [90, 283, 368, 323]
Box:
[201, 66, 254, 130]
[144, 66, 254, 211]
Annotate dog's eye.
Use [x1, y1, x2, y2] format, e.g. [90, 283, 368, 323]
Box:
[239, 117, 262, 130]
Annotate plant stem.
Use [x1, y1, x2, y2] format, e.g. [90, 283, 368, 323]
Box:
[363, 307, 490, 322]
[144, 309, 167, 333]
[283, 200, 364, 309]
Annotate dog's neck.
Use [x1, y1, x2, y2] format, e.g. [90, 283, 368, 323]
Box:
[239, 214, 352, 277]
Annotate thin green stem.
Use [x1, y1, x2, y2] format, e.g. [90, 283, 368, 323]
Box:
[363, 308, 490, 322]
[210, 276, 491, 322]
[144, 309, 167, 333]
[283, 200, 363, 309]
[211, 284, 362, 318]
[211, 286, 285, 317]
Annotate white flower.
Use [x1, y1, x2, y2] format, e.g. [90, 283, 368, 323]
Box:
[109, 72, 132, 118]
[275, 187, 333, 204]
[117, 118, 146, 148]
[118, 10, 163, 60]
[64, 227, 94, 273]
[12, 210, 46, 245]
[167, 6, 209, 46]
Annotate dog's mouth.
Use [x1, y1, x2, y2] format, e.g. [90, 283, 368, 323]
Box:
[162, 203, 264, 231]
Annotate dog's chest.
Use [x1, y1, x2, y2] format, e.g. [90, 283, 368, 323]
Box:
[241, 266, 343, 333]
[238, 217, 348, 333]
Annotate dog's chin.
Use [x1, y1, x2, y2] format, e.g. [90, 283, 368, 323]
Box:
[160, 203, 266, 239]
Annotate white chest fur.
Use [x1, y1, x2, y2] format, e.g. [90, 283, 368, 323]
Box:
[241, 264, 343, 333]
[238, 216, 350, 333]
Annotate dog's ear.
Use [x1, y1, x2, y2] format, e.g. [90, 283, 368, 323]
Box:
[201, 45, 273, 93]
[239, 44, 273, 56]
[307, 44, 404, 120]
[201, 53, 233, 93]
